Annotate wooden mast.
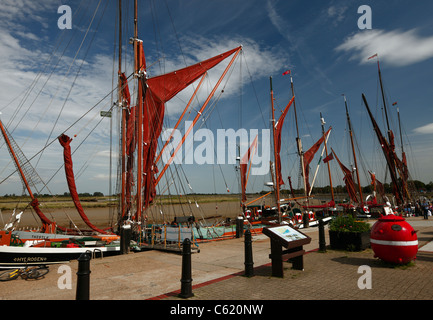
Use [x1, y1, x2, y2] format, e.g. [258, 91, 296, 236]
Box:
[343, 95, 363, 206]
[375, 57, 405, 206]
[289, 74, 308, 204]
[320, 113, 334, 205]
[118, 0, 127, 221]
[134, 0, 144, 223]
[270, 77, 282, 223]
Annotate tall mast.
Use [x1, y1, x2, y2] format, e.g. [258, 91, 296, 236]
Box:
[290, 74, 308, 201]
[134, 0, 143, 222]
[373, 56, 406, 205]
[396, 104, 404, 154]
[377, 60, 392, 139]
[320, 113, 334, 204]
[343, 95, 363, 205]
[396, 102, 411, 201]
[270, 77, 281, 223]
[118, 0, 127, 220]
[362, 93, 403, 204]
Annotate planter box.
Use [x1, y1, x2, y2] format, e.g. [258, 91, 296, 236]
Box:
[329, 230, 370, 251]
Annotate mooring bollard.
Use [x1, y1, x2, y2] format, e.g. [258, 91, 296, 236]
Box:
[236, 216, 244, 238]
[76, 252, 91, 300]
[244, 229, 254, 277]
[319, 218, 326, 252]
[303, 212, 309, 228]
[178, 238, 194, 299]
[120, 224, 131, 254]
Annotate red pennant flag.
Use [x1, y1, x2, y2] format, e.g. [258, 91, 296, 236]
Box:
[368, 53, 378, 60]
[282, 70, 291, 76]
[323, 153, 334, 164]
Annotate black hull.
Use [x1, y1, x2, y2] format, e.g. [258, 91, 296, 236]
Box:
[0, 245, 120, 268]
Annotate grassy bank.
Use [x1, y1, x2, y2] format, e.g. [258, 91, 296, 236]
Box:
[0, 193, 242, 211]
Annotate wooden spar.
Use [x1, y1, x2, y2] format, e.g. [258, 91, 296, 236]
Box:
[155, 72, 207, 164]
[396, 104, 404, 154]
[0, 120, 35, 200]
[320, 114, 334, 204]
[310, 118, 333, 201]
[245, 192, 312, 207]
[245, 191, 272, 206]
[344, 95, 363, 205]
[377, 59, 392, 140]
[0, 119, 55, 230]
[289, 74, 308, 203]
[155, 46, 242, 185]
[270, 77, 282, 223]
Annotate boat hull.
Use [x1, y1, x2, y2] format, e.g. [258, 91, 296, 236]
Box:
[0, 245, 120, 268]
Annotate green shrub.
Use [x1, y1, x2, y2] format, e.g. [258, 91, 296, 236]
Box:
[329, 215, 371, 233]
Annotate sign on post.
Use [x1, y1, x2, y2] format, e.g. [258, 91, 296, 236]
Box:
[263, 225, 311, 277]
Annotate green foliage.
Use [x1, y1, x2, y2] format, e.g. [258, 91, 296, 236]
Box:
[329, 215, 371, 233]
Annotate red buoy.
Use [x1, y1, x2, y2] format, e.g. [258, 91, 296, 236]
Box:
[370, 214, 418, 264]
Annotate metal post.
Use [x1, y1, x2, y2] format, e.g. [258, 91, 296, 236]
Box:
[178, 238, 194, 298]
[244, 229, 254, 277]
[120, 224, 131, 254]
[319, 218, 326, 252]
[303, 212, 309, 228]
[236, 216, 244, 238]
[76, 252, 91, 300]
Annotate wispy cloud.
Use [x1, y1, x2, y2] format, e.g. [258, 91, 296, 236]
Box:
[336, 29, 433, 67]
[266, 0, 335, 91]
[414, 123, 433, 134]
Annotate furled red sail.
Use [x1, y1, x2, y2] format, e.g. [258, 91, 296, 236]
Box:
[240, 135, 258, 203]
[274, 96, 295, 186]
[362, 94, 403, 204]
[58, 134, 109, 234]
[331, 148, 358, 203]
[304, 127, 331, 195]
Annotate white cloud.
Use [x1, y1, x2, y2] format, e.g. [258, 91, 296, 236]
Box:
[414, 123, 433, 134]
[327, 5, 348, 25]
[336, 29, 433, 67]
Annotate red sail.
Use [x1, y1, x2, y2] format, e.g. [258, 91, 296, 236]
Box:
[146, 47, 241, 103]
[304, 127, 331, 195]
[139, 46, 242, 208]
[274, 96, 295, 186]
[240, 135, 258, 203]
[58, 134, 109, 234]
[362, 94, 403, 203]
[332, 148, 358, 203]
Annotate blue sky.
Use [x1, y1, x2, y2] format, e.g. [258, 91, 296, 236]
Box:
[0, 0, 432, 197]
